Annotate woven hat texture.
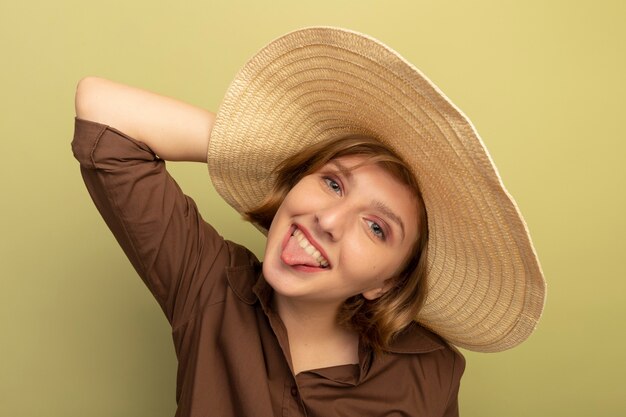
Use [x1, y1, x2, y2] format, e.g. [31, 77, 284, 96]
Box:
[208, 27, 546, 352]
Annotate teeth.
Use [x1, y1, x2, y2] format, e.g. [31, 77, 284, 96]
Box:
[293, 228, 329, 267]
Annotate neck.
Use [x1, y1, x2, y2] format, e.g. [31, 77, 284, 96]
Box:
[273, 294, 360, 374]
[273, 293, 344, 337]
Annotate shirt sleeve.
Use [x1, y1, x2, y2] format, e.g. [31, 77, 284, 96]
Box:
[71, 117, 230, 330]
[442, 348, 466, 417]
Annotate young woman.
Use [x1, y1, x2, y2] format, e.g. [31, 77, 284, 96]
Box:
[72, 27, 545, 417]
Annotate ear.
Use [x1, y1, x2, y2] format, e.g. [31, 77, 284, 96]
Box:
[361, 278, 394, 301]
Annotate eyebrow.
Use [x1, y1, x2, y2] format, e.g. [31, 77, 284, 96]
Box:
[329, 160, 406, 241]
[372, 200, 406, 241]
[329, 159, 354, 179]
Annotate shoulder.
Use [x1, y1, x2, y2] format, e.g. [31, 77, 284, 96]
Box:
[389, 323, 461, 355]
[223, 240, 262, 305]
[224, 239, 260, 267]
[387, 322, 465, 381]
[396, 324, 465, 410]
[367, 324, 465, 415]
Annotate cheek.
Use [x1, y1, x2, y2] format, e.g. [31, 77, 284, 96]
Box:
[264, 204, 290, 259]
[264, 214, 281, 250]
[341, 239, 399, 280]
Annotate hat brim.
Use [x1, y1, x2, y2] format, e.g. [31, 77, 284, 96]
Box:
[208, 27, 546, 352]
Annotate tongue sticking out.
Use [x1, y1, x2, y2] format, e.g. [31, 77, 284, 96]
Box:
[281, 234, 324, 267]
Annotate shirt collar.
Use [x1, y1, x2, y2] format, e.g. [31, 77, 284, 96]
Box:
[227, 265, 448, 355]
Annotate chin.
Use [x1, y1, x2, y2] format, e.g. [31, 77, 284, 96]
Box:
[262, 258, 284, 289]
[262, 260, 307, 299]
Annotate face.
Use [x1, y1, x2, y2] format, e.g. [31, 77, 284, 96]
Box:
[262, 155, 420, 309]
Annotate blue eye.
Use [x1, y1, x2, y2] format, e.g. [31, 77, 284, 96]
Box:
[324, 177, 342, 194]
[365, 219, 386, 240]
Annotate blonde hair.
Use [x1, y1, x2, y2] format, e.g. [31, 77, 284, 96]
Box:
[245, 135, 429, 353]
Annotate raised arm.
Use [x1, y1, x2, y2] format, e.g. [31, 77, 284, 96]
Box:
[72, 77, 236, 328]
[75, 76, 214, 162]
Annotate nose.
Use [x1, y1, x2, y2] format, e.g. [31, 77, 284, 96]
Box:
[314, 200, 352, 241]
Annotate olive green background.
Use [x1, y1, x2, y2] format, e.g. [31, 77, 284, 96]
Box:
[1, 0, 624, 416]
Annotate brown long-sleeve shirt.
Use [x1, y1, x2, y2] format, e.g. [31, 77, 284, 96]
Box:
[72, 118, 464, 417]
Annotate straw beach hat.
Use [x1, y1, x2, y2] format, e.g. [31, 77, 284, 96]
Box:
[208, 27, 546, 352]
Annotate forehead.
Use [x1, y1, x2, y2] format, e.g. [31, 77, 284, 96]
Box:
[324, 155, 420, 216]
[325, 155, 414, 190]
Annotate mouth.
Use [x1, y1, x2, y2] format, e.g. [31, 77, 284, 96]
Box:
[292, 227, 330, 268]
[280, 224, 331, 270]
